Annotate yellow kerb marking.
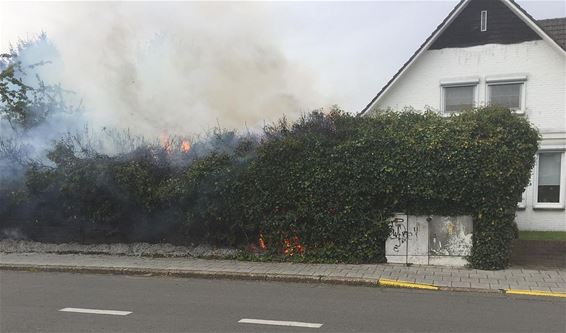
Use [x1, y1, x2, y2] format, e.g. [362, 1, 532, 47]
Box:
[378, 278, 439, 290]
[506, 289, 566, 298]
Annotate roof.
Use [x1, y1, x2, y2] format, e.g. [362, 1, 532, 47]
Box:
[537, 18, 566, 50]
[359, 0, 566, 116]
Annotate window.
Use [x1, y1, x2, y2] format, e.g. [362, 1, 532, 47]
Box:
[486, 75, 527, 114]
[481, 10, 488, 32]
[443, 85, 475, 113]
[489, 83, 523, 110]
[534, 152, 565, 209]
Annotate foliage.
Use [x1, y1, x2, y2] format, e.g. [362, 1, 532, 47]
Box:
[239, 107, 537, 268]
[0, 34, 77, 129]
[0, 106, 538, 269]
[244, 110, 392, 263]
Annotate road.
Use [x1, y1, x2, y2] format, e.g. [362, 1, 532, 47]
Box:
[1, 270, 565, 332]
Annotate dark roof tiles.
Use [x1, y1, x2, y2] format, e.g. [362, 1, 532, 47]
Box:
[537, 18, 566, 50]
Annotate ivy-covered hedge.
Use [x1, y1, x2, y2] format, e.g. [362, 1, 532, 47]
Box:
[242, 107, 538, 268]
[0, 107, 538, 269]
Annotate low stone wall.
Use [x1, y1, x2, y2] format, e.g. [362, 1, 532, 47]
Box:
[0, 239, 237, 258]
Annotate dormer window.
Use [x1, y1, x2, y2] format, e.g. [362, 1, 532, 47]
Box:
[480, 10, 488, 32]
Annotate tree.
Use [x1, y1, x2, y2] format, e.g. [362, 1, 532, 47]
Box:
[0, 34, 78, 129]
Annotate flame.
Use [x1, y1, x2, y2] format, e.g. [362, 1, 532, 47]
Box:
[181, 140, 191, 153]
[160, 133, 172, 153]
[283, 235, 304, 257]
[159, 133, 190, 154]
[258, 233, 266, 251]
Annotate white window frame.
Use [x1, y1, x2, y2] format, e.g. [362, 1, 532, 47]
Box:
[440, 77, 479, 114]
[486, 75, 527, 115]
[533, 151, 566, 210]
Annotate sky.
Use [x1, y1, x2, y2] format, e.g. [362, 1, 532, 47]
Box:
[0, 0, 564, 135]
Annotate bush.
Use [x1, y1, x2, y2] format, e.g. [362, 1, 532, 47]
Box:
[243, 111, 392, 263]
[1, 106, 538, 269]
[243, 107, 538, 268]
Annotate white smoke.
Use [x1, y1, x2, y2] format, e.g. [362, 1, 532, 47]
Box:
[2, 2, 324, 138]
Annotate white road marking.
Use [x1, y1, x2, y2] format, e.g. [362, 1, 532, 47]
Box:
[59, 307, 132, 316]
[238, 318, 323, 328]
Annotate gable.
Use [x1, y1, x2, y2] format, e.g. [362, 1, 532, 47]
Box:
[430, 0, 541, 50]
[360, 0, 566, 116]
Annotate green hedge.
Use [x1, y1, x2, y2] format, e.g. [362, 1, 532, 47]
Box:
[239, 107, 538, 268]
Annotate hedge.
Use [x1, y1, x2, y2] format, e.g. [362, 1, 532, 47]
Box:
[0, 107, 538, 269]
[241, 107, 538, 268]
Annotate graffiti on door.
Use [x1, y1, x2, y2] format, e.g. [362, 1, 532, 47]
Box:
[388, 216, 419, 252]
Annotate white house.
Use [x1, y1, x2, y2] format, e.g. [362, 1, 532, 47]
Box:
[361, 0, 565, 232]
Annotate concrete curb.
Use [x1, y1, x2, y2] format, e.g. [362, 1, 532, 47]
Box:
[437, 286, 502, 294]
[505, 289, 566, 298]
[0, 263, 378, 287]
[378, 278, 438, 290]
[0, 263, 560, 298]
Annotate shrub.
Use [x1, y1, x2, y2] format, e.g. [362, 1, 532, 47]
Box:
[243, 107, 538, 268]
[1, 106, 538, 269]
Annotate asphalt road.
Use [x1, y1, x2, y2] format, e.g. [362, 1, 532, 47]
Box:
[1, 271, 565, 333]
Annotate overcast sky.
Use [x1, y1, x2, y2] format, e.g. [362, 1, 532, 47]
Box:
[0, 1, 564, 124]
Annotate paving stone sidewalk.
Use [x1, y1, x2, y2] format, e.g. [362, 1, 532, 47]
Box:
[1, 252, 565, 293]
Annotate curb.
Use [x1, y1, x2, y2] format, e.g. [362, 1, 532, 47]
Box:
[0, 264, 502, 295]
[437, 286, 502, 294]
[1, 264, 562, 298]
[505, 289, 566, 298]
[378, 278, 438, 290]
[0, 264, 377, 287]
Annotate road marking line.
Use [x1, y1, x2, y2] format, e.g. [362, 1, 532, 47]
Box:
[59, 307, 132, 316]
[505, 289, 566, 298]
[238, 318, 323, 328]
[378, 278, 439, 290]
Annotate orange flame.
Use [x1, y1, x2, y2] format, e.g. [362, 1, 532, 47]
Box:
[181, 140, 191, 153]
[160, 133, 172, 153]
[283, 235, 304, 257]
[258, 233, 266, 251]
[160, 133, 190, 154]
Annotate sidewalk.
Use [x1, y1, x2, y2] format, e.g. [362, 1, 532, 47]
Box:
[1, 252, 565, 295]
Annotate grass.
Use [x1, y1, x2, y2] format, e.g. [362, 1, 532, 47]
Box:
[518, 231, 566, 241]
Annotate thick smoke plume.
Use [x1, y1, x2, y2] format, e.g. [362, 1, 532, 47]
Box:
[3, 2, 323, 138]
[0, 2, 330, 245]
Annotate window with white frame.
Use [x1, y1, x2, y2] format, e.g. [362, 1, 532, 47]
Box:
[444, 86, 475, 112]
[440, 78, 479, 113]
[486, 75, 527, 113]
[534, 151, 565, 209]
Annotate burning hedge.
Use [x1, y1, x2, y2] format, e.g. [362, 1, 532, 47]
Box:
[0, 107, 538, 269]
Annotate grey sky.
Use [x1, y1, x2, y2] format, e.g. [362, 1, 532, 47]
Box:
[0, 1, 563, 125]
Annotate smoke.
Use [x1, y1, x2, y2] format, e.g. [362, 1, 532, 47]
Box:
[2, 2, 323, 138]
[0, 2, 326, 243]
